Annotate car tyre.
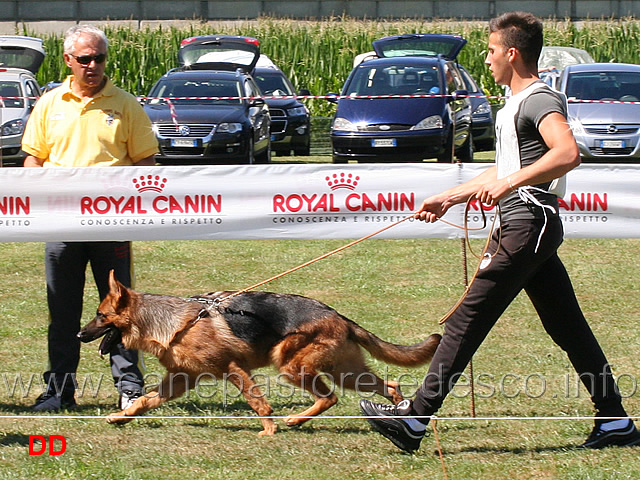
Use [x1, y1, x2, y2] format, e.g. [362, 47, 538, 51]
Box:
[436, 130, 454, 163]
[294, 145, 311, 156]
[255, 141, 271, 164]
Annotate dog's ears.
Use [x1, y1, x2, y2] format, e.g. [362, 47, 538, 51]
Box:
[108, 269, 130, 310]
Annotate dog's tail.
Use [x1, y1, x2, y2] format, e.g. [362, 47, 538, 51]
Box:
[347, 320, 441, 367]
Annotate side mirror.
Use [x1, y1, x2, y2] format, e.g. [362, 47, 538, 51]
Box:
[298, 88, 311, 96]
[325, 92, 339, 104]
[250, 97, 266, 107]
[449, 89, 469, 102]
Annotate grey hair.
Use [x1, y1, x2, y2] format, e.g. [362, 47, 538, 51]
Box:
[63, 25, 108, 54]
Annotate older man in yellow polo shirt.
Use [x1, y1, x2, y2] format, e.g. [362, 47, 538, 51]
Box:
[22, 24, 158, 412]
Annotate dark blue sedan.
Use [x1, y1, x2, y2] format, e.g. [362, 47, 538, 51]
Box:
[328, 34, 473, 163]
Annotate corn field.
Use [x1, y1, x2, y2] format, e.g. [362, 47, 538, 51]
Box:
[24, 17, 640, 116]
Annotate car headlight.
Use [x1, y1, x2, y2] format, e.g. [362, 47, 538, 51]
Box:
[568, 118, 585, 136]
[286, 106, 308, 116]
[217, 122, 242, 134]
[411, 115, 444, 131]
[473, 103, 492, 116]
[2, 119, 24, 136]
[332, 117, 358, 132]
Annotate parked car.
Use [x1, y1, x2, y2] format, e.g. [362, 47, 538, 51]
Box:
[459, 65, 494, 151]
[559, 62, 640, 162]
[538, 46, 594, 90]
[143, 35, 271, 164]
[253, 55, 311, 156]
[41, 81, 62, 93]
[0, 35, 44, 166]
[327, 33, 473, 163]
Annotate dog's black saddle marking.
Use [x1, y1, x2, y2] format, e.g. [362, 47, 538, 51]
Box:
[187, 291, 334, 348]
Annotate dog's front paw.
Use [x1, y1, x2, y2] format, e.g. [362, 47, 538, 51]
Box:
[283, 415, 307, 428]
[257, 419, 278, 436]
[106, 411, 134, 425]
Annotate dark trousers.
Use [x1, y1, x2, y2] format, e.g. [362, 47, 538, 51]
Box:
[44, 241, 144, 396]
[412, 216, 626, 420]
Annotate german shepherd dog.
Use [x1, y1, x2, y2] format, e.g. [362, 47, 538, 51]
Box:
[78, 270, 441, 436]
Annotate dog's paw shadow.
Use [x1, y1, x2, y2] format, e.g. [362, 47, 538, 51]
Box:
[0, 433, 31, 447]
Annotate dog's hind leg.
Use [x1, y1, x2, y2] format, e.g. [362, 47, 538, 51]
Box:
[279, 363, 338, 428]
[225, 363, 277, 437]
[331, 349, 404, 404]
[106, 372, 190, 424]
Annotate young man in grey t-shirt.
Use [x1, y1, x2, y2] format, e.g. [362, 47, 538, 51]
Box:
[360, 11, 640, 453]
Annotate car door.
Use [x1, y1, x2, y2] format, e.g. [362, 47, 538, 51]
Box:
[444, 63, 472, 150]
[245, 77, 270, 150]
[24, 76, 41, 109]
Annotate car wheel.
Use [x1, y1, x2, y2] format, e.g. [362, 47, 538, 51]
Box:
[255, 141, 271, 164]
[474, 138, 495, 152]
[436, 130, 454, 163]
[294, 145, 311, 156]
[457, 131, 474, 163]
[332, 154, 348, 164]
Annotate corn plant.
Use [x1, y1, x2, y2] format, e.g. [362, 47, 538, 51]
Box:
[26, 17, 640, 116]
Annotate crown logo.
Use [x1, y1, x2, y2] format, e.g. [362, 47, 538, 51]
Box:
[325, 173, 360, 191]
[132, 175, 167, 193]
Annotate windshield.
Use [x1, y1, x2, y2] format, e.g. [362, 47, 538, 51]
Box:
[344, 65, 442, 96]
[539, 48, 594, 71]
[253, 71, 295, 96]
[148, 79, 242, 105]
[566, 71, 640, 102]
[0, 81, 24, 108]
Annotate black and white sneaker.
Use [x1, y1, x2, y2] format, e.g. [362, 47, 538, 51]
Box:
[360, 399, 426, 453]
[580, 419, 640, 449]
[119, 390, 142, 410]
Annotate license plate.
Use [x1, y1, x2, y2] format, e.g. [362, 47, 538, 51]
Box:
[371, 138, 397, 147]
[171, 138, 197, 147]
[600, 139, 625, 148]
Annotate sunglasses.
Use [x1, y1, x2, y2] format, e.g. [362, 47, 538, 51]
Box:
[71, 53, 107, 65]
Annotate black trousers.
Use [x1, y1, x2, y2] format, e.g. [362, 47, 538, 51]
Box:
[43, 241, 144, 396]
[412, 216, 626, 420]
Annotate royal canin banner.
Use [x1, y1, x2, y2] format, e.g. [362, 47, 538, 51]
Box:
[0, 163, 638, 242]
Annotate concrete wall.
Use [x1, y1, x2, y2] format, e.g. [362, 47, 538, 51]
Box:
[0, 0, 637, 25]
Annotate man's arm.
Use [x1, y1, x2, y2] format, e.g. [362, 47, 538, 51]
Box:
[23, 155, 45, 167]
[414, 165, 498, 222]
[134, 155, 156, 166]
[475, 112, 579, 206]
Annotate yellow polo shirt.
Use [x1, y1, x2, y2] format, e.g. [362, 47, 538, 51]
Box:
[22, 76, 158, 167]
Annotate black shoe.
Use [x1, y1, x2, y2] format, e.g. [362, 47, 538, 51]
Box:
[360, 399, 426, 453]
[32, 392, 76, 412]
[580, 419, 640, 449]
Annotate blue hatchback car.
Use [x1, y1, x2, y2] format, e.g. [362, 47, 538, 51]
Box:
[328, 34, 473, 163]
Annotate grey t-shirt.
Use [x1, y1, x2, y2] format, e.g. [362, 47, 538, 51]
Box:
[496, 81, 567, 221]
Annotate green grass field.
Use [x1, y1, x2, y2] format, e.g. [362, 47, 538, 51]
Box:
[1, 203, 639, 478]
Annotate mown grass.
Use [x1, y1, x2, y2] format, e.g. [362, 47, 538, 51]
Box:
[1, 232, 639, 479]
[24, 17, 640, 116]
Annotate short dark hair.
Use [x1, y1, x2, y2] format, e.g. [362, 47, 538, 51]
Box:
[489, 11, 543, 66]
